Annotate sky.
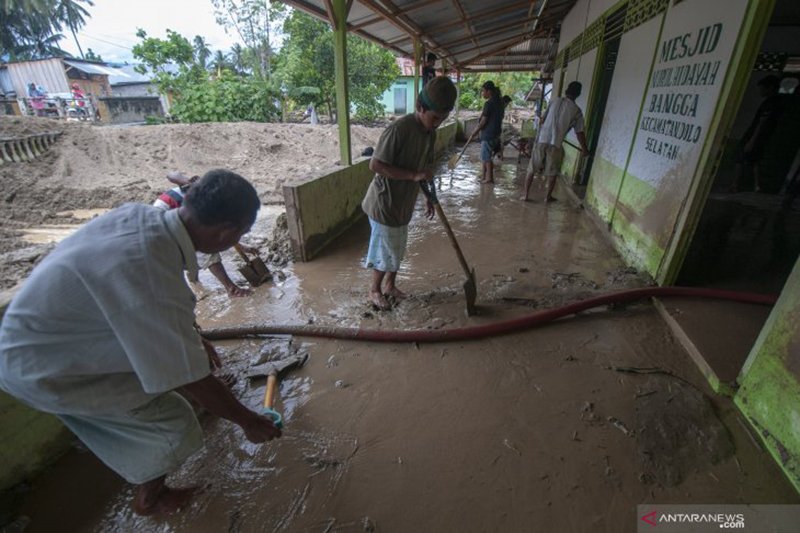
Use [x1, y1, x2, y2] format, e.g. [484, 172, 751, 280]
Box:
[59, 0, 244, 64]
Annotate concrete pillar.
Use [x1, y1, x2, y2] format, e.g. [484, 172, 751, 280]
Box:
[331, 0, 352, 166]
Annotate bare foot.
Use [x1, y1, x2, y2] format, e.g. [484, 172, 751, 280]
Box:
[520, 195, 529, 202]
[369, 291, 391, 311]
[384, 287, 407, 300]
[226, 284, 253, 298]
[133, 485, 199, 516]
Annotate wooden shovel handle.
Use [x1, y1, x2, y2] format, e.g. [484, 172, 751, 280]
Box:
[433, 203, 471, 278]
[452, 128, 480, 164]
[264, 373, 277, 409]
[233, 243, 251, 263]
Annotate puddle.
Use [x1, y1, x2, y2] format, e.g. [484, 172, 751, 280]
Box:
[20, 224, 83, 244]
[55, 208, 109, 220]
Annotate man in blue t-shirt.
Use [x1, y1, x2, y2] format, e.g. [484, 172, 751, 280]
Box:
[474, 81, 504, 184]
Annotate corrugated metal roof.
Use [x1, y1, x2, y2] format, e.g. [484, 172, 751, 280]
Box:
[63, 60, 127, 77]
[6, 58, 70, 96]
[278, 0, 576, 73]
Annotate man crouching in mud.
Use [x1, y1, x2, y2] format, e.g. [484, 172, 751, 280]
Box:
[0, 170, 281, 516]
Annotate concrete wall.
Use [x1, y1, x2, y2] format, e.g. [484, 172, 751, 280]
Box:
[284, 121, 457, 262]
[98, 96, 164, 124]
[0, 392, 71, 492]
[562, 0, 752, 279]
[736, 256, 800, 492]
[0, 298, 72, 493]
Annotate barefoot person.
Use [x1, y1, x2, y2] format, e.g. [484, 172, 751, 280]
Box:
[0, 170, 281, 516]
[362, 76, 457, 310]
[474, 81, 504, 184]
[521, 81, 589, 202]
[154, 170, 260, 298]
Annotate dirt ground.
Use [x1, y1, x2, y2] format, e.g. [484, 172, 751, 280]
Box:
[3, 134, 798, 532]
[0, 116, 382, 289]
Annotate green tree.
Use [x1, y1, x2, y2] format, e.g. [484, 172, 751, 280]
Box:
[210, 0, 287, 79]
[1, 0, 93, 60]
[83, 47, 102, 61]
[132, 29, 205, 94]
[457, 72, 538, 110]
[276, 10, 398, 121]
[54, 0, 93, 58]
[132, 29, 278, 124]
[193, 35, 212, 69]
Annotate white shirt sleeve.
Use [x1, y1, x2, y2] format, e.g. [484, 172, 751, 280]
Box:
[573, 109, 585, 134]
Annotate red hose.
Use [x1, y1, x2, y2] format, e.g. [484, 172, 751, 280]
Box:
[201, 286, 777, 343]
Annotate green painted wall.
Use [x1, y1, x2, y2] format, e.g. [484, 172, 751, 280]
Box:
[736, 257, 800, 492]
[381, 77, 416, 115]
[0, 296, 73, 493]
[284, 121, 456, 262]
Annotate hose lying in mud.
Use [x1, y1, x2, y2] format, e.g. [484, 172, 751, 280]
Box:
[201, 286, 777, 344]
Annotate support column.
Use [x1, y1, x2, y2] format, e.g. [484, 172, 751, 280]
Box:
[413, 39, 422, 103]
[331, 0, 352, 166]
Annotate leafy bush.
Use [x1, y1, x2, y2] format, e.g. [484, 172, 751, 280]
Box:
[170, 73, 280, 123]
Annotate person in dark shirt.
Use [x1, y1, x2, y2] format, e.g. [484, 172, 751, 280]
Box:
[422, 52, 437, 87]
[730, 75, 783, 193]
[474, 81, 504, 184]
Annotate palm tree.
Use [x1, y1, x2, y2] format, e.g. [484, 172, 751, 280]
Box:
[193, 35, 211, 69]
[230, 43, 247, 75]
[55, 0, 93, 59]
[210, 50, 230, 77]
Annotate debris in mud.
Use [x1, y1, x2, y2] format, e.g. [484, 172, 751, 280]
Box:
[635, 377, 734, 487]
[607, 416, 633, 437]
[550, 271, 599, 290]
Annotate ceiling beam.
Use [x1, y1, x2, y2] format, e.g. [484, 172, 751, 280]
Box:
[430, 1, 532, 35]
[363, 0, 446, 53]
[451, 0, 480, 54]
[458, 26, 549, 68]
[279, 0, 408, 56]
[438, 14, 540, 49]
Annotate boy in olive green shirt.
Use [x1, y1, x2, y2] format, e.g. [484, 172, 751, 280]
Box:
[362, 76, 457, 310]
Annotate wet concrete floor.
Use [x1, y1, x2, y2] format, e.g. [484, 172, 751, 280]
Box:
[10, 144, 800, 532]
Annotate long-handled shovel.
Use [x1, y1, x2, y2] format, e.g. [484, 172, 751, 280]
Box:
[233, 244, 271, 286]
[447, 127, 480, 170]
[421, 180, 477, 316]
[246, 352, 309, 428]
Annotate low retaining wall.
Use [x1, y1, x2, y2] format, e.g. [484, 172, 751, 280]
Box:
[98, 96, 163, 124]
[284, 120, 457, 262]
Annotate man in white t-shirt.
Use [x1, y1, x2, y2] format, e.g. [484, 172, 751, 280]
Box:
[521, 81, 589, 202]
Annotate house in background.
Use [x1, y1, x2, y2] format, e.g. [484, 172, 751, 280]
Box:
[380, 57, 417, 116]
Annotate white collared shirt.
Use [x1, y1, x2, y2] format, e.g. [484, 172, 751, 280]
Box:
[0, 204, 209, 415]
[537, 96, 585, 147]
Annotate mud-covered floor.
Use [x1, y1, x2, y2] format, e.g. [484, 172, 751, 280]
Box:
[8, 144, 800, 532]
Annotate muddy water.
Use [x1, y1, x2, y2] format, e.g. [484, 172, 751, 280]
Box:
[13, 146, 799, 532]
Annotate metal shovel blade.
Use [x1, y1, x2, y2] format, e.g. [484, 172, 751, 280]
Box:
[238, 257, 271, 287]
[246, 352, 309, 379]
[464, 267, 477, 316]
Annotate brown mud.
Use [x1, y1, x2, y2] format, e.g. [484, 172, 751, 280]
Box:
[0, 116, 382, 289]
[4, 129, 798, 532]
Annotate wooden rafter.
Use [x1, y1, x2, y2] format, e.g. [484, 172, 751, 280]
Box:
[280, 0, 408, 56]
[439, 14, 540, 49]
[360, 0, 445, 55]
[428, 1, 531, 35]
[451, 0, 479, 52]
[457, 26, 549, 68]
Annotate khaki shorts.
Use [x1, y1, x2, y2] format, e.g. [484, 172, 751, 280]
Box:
[527, 143, 564, 177]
